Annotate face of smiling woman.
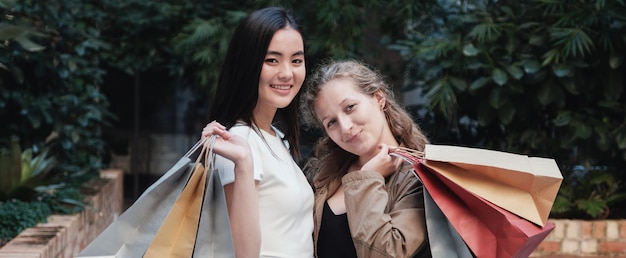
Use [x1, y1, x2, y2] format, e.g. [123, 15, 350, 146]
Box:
[255, 27, 305, 120]
[314, 78, 398, 163]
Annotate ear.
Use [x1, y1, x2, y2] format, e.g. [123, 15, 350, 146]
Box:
[374, 90, 386, 110]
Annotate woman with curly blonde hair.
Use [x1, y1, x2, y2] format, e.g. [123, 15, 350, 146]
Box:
[300, 59, 432, 258]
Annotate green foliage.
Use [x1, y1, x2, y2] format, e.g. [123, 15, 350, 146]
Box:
[392, 0, 626, 218]
[0, 138, 57, 201]
[1, 4, 109, 244]
[4, 0, 622, 221]
[0, 137, 21, 200]
[0, 0, 16, 9]
[0, 200, 51, 241]
[0, 138, 86, 213]
[169, 0, 435, 91]
[1, 0, 113, 186]
[21, 146, 56, 186]
[0, 188, 84, 243]
[37, 185, 86, 215]
[0, 23, 46, 52]
[0, 139, 86, 241]
[553, 167, 626, 219]
[171, 10, 249, 89]
[97, 0, 209, 75]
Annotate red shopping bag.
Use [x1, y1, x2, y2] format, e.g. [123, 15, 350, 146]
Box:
[392, 149, 556, 258]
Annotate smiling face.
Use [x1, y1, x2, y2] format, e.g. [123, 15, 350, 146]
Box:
[314, 78, 398, 162]
[255, 27, 305, 118]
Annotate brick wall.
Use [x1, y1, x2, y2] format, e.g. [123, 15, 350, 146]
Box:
[2, 169, 625, 257]
[532, 219, 626, 257]
[0, 169, 124, 258]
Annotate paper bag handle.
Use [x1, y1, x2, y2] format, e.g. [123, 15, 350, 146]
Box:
[205, 135, 217, 169]
[184, 138, 207, 158]
[183, 136, 218, 165]
[390, 147, 424, 164]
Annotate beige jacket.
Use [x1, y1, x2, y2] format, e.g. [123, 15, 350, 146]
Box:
[310, 162, 431, 258]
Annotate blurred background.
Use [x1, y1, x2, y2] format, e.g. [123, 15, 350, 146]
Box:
[1, 0, 625, 239]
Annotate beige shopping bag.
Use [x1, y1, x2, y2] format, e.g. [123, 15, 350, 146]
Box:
[396, 144, 562, 226]
[143, 161, 207, 258]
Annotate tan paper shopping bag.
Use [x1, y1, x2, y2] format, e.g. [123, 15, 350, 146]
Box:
[393, 144, 563, 226]
[143, 161, 207, 258]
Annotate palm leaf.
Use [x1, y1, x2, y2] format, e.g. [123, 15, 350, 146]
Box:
[469, 22, 503, 42]
[551, 28, 594, 58]
[425, 77, 458, 119]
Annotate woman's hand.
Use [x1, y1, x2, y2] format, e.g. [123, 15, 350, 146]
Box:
[361, 144, 401, 177]
[202, 121, 252, 163]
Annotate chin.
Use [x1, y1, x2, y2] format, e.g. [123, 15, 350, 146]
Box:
[277, 100, 296, 108]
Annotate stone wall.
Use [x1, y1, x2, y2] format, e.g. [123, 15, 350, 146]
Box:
[0, 169, 124, 258]
[532, 219, 626, 257]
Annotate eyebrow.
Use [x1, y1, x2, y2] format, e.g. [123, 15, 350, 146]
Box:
[266, 50, 304, 57]
[317, 98, 353, 125]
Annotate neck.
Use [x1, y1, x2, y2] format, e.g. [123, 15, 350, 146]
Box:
[252, 106, 277, 135]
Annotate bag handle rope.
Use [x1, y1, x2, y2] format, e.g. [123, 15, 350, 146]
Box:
[183, 135, 218, 166]
[390, 147, 425, 164]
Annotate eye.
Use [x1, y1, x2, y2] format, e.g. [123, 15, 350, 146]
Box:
[325, 119, 336, 129]
[292, 59, 304, 64]
[265, 58, 278, 64]
[345, 104, 355, 112]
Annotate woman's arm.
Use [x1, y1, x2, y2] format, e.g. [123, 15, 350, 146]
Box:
[343, 162, 427, 257]
[202, 122, 261, 258]
[223, 167, 261, 258]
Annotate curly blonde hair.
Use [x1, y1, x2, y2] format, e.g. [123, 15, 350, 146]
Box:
[300, 59, 429, 186]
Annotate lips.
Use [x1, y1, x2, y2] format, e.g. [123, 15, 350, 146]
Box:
[344, 130, 361, 143]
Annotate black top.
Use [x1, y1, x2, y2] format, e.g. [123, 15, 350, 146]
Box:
[317, 201, 358, 258]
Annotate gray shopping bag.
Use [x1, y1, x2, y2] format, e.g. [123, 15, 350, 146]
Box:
[423, 188, 474, 258]
[78, 138, 234, 258]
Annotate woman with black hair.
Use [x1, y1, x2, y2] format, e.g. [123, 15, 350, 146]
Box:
[201, 6, 313, 258]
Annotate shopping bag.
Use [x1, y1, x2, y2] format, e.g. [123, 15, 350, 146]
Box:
[78, 137, 234, 258]
[392, 149, 555, 258]
[403, 144, 562, 226]
[422, 162, 554, 258]
[144, 160, 207, 257]
[423, 188, 474, 258]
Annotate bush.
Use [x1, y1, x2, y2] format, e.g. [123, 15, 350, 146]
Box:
[0, 138, 87, 243]
[1, 0, 113, 185]
[393, 0, 626, 219]
[0, 200, 51, 242]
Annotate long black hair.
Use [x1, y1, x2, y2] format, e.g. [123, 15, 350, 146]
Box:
[208, 6, 304, 160]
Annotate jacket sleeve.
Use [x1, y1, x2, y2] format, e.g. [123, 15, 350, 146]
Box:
[342, 166, 428, 258]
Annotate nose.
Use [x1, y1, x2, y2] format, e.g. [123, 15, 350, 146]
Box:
[338, 115, 353, 138]
[278, 63, 293, 81]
